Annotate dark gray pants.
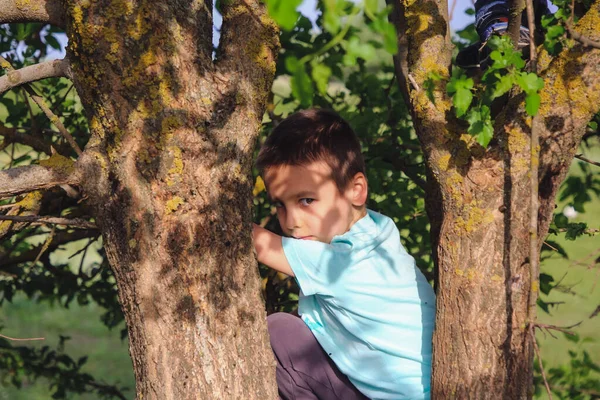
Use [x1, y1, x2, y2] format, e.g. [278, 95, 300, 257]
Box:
[267, 312, 369, 400]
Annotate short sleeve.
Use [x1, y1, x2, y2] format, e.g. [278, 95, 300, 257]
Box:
[282, 236, 352, 297]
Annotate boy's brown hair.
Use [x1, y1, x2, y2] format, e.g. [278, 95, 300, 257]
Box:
[256, 108, 365, 192]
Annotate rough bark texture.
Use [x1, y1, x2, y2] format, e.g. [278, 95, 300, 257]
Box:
[0, 0, 65, 27]
[390, 0, 600, 398]
[59, 1, 279, 398]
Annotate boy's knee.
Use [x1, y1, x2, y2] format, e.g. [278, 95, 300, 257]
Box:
[268, 312, 304, 339]
[268, 313, 308, 358]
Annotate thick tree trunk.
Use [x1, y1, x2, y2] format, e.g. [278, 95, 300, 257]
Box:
[64, 1, 279, 398]
[389, 0, 600, 397]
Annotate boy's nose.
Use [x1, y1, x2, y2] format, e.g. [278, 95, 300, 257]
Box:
[285, 208, 301, 231]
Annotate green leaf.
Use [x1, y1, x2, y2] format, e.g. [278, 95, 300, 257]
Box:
[285, 56, 301, 74]
[554, 213, 568, 229]
[323, 10, 340, 33]
[525, 93, 541, 116]
[491, 73, 515, 99]
[539, 273, 555, 295]
[565, 222, 588, 240]
[45, 34, 61, 50]
[311, 63, 331, 94]
[508, 52, 526, 69]
[447, 70, 473, 117]
[290, 63, 314, 107]
[264, 0, 302, 31]
[517, 72, 544, 94]
[564, 332, 580, 343]
[541, 14, 556, 28]
[466, 106, 493, 147]
[476, 121, 494, 147]
[322, 0, 344, 34]
[453, 87, 472, 117]
[344, 36, 377, 65]
[424, 71, 443, 103]
[547, 24, 566, 40]
[379, 22, 398, 55]
[365, 0, 379, 17]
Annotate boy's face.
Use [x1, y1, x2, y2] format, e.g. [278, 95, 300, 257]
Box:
[264, 161, 366, 244]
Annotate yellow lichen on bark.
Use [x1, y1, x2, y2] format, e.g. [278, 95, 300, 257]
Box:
[438, 154, 452, 171]
[444, 171, 464, 203]
[166, 146, 183, 186]
[39, 154, 75, 175]
[454, 200, 494, 235]
[15, 191, 43, 210]
[165, 196, 185, 215]
[539, 48, 600, 120]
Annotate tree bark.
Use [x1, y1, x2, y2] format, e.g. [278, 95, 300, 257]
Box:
[62, 1, 279, 398]
[389, 0, 600, 398]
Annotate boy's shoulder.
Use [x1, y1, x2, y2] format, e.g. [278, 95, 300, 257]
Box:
[335, 209, 398, 246]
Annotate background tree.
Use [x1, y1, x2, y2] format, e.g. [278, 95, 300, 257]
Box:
[1, 0, 599, 399]
[0, 0, 280, 398]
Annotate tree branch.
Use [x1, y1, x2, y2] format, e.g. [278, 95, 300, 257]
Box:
[0, 0, 65, 28]
[386, 0, 452, 151]
[530, 326, 553, 400]
[0, 56, 81, 156]
[216, 0, 279, 116]
[508, 0, 525, 49]
[0, 163, 79, 198]
[567, 24, 600, 48]
[0, 229, 97, 271]
[0, 124, 66, 155]
[574, 153, 600, 167]
[567, 0, 600, 49]
[0, 215, 95, 229]
[0, 58, 71, 95]
[0, 333, 44, 341]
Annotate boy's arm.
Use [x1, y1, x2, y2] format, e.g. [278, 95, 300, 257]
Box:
[252, 224, 294, 277]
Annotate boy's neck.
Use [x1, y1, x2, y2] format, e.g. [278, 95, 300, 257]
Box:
[349, 206, 368, 228]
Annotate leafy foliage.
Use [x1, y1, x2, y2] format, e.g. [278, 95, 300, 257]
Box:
[445, 35, 544, 147]
[0, 1, 599, 398]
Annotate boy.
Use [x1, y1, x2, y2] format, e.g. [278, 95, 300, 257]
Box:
[253, 109, 436, 400]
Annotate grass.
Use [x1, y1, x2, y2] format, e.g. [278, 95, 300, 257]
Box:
[534, 142, 600, 398]
[0, 296, 134, 400]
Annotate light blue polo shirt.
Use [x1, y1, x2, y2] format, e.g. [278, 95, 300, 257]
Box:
[282, 209, 435, 400]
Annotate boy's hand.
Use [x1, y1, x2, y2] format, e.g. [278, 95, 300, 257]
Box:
[252, 224, 294, 277]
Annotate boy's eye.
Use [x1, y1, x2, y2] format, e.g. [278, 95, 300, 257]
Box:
[299, 198, 314, 206]
[273, 201, 284, 208]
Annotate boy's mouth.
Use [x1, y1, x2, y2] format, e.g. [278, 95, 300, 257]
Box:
[294, 235, 315, 240]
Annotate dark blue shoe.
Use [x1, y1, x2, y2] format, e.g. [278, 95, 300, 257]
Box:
[456, 22, 530, 69]
[456, 0, 549, 69]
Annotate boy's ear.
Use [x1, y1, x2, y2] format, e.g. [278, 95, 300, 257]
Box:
[349, 172, 368, 207]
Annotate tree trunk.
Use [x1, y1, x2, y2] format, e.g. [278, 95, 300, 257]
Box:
[64, 1, 279, 398]
[389, 0, 600, 397]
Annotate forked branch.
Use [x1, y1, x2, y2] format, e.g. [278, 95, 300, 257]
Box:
[574, 154, 600, 167]
[0, 164, 79, 198]
[0, 56, 81, 155]
[567, 0, 600, 49]
[0, 58, 71, 95]
[0, 0, 65, 28]
[0, 215, 96, 229]
[216, 0, 279, 110]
